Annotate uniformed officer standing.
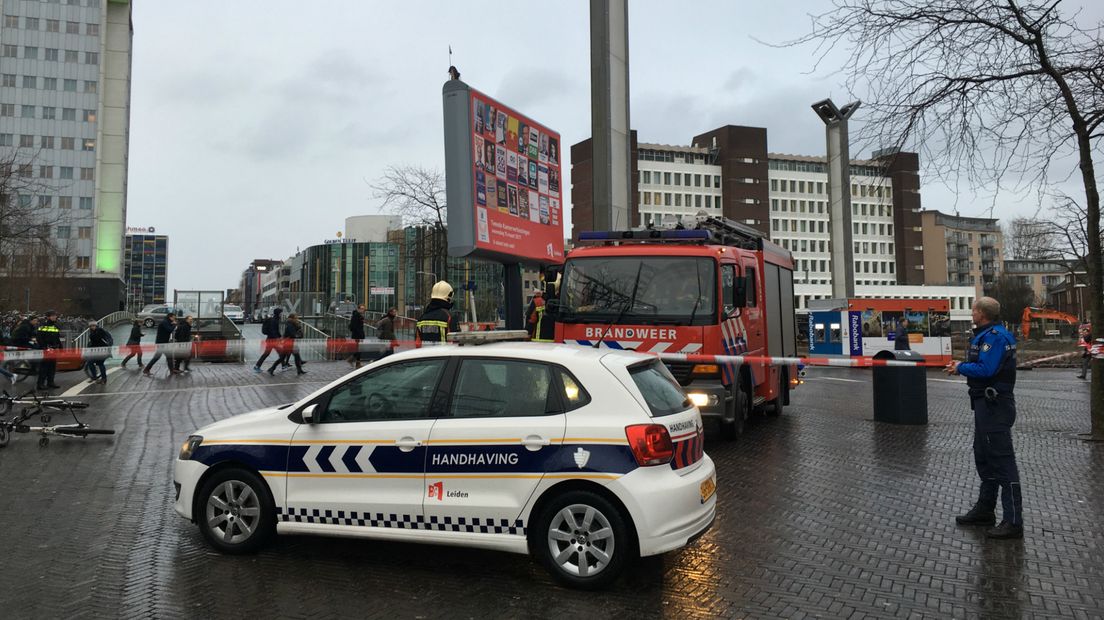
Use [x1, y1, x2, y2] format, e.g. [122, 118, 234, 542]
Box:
[944, 296, 1023, 539]
[35, 310, 62, 390]
[416, 281, 459, 344]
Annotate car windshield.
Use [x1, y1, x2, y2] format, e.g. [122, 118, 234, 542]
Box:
[560, 256, 716, 325]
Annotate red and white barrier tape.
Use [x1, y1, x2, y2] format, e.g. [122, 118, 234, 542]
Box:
[0, 338, 394, 363]
[4, 337, 1096, 367]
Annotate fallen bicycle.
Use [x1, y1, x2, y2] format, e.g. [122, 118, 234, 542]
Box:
[0, 389, 114, 448]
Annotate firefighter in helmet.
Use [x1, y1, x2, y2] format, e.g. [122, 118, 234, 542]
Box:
[416, 280, 460, 344]
[531, 275, 558, 343]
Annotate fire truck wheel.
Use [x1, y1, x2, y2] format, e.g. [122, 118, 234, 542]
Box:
[766, 371, 785, 417]
[720, 380, 747, 440]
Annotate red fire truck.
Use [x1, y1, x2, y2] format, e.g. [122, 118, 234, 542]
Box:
[549, 216, 799, 439]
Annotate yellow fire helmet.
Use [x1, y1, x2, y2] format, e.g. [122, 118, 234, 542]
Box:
[431, 280, 454, 301]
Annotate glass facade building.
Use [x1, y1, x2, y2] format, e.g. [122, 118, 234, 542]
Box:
[286, 227, 507, 322]
[123, 233, 167, 309]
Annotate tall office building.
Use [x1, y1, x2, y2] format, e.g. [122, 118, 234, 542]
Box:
[123, 229, 167, 309]
[0, 0, 133, 316]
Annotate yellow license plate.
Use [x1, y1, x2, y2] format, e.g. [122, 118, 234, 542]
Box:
[700, 477, 716, 503]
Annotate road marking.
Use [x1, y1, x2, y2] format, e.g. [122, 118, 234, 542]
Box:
[806, 376, 864, 383]
[70, 379, 331, 398]
[59, 367, 123, 397]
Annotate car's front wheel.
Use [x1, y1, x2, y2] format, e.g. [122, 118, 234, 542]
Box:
[196, 468, 275, 554]
[532, 490, 633, 589]
[143, 318, 155, 328]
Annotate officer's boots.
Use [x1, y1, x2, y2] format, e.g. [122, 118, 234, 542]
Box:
[986, 521, 1024, 539]
[955, 502, 996, 526]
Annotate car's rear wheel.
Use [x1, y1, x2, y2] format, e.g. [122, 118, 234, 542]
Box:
[533, 490, 633, 589]
[196, 468, 275, 554]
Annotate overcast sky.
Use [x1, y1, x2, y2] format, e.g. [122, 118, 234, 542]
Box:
[128, 0, 1102, 293]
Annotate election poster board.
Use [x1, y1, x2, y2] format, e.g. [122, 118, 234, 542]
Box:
[443, 80, 564, 265]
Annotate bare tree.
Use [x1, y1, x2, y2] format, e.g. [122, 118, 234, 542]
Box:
[790, 0, 1104, 439]
[0, 148, 73, 310]
[1007, 216, 1061, 261]
[1048, 192, 1104, 276]
[370, 165, 449, 296]
[986, 274, 1038, 330]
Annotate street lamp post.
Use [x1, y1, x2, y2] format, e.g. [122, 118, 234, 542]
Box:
[415, 271, 436, 314]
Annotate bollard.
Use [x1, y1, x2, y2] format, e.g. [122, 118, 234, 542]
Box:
[871, 350, 928, 425]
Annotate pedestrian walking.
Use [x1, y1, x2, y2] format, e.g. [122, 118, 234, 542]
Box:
[144, 313, 180, 376]
[376, 307, 397, 357]
[945, 296, 1024, 539]
[346, 304, 366, 367]
[1076, 327, 1092, 379]
[416, 281, 459, 345]
[85, 321, 113, 384]
[269, 313, 306, 375]
[120, 320, 144, 368]
[173, 315, 194, 372]
[36, 310, 62, 390]
[894, 317, 911, 351]
[253, 308, 283, 372]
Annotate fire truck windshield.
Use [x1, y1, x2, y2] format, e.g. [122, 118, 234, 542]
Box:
[560, 257, 716, 325]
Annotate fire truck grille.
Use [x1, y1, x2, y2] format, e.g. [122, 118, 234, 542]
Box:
[663, 360, 694, 385]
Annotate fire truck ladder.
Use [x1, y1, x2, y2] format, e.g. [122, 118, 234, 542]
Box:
[693, 215, 766, 250]
[579, 213, 766, 251]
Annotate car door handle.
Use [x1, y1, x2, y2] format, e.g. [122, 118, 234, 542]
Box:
[522, 435, 550, 451]
[395, 436, 421, 452]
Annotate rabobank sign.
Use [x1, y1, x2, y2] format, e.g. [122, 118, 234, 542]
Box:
[848, 311, 863, 356]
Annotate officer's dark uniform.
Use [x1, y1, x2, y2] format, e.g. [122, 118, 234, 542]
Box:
[36, 316, 62, 389]
[955, 322, 1023, 537]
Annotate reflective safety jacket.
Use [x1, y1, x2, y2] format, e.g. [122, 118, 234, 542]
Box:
[532, 304, 554, 342]
[416, 299, 457, 344]
[36, 321, 61, 349]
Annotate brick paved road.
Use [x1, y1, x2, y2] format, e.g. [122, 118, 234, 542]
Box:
[0, 361, 1101, 619]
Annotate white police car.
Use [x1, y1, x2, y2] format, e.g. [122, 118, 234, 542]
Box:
[174, 332, 716, 589]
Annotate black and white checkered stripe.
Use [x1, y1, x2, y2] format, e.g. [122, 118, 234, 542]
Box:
[276, 507, 526, 535]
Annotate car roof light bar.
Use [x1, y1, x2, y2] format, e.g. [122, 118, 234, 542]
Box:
[449, 330, 531, 346]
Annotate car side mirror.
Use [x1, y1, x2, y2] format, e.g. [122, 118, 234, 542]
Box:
[301, 403, 318, 424]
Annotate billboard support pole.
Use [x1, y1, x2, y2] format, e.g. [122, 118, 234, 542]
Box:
[590, 0, 631, 231]
[503, 263, 522, 330]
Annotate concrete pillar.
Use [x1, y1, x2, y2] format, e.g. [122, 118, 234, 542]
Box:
[590, 0, 631, 231]
[812, 99, 860, 299]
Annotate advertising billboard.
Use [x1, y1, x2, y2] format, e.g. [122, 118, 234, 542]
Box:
[443, 80, 564, 265]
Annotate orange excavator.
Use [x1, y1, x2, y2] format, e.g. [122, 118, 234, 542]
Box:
[1020, 306, 1081, 339]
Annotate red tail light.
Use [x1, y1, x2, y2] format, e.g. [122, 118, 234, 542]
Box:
[625, 424, 674, 466]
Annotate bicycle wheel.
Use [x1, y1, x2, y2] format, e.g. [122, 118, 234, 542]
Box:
[0, 425, 9, 447]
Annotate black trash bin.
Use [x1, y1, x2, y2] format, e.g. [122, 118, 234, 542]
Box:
[871, 350, 928, 425]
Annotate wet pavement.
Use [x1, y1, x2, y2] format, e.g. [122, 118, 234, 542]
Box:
[0, 360, 1101, 619]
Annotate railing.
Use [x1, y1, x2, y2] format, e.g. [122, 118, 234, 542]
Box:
[294, 321, 333, 361]
[73, 311, 136, 349]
